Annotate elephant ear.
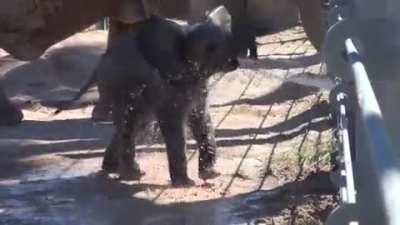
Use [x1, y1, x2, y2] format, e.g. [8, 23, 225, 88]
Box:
[206, 6, 232, 32]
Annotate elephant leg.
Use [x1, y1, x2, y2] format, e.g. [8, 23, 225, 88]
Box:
[248, 35, 258, 59]
[158, 112, 194, 187]
[92, 19, 143, 121]
[113, 91, 144, 180]
[0, 84, 23, 126]
[106, 19, 141, 48]
[101, 132, 119, 173]
[188, 94, 220, 180]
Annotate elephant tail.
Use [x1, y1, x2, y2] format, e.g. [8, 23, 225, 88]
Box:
[53, 67, 98, 115]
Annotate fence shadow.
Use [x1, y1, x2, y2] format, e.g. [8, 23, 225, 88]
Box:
[212, 82, 319, 107]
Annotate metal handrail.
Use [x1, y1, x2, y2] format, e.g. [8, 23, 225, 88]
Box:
[345, 38, 400, 225]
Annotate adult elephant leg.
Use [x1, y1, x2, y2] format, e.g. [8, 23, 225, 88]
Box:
[106, 19, 143, 48]
[221, 0, 258, 58]
[0, 84, 23, 126]
[92, 19, 141, 121]
[296, 0, 326, 51]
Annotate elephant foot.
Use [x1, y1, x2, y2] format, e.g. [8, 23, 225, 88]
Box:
[171, 176, 195, 187]
[0, 102, 23, 126]
[101, 159, 119, 173]
[118, 162, 145, 181]
[249, 51, 258, 60]
[91, 104, 112, 122]
[199, 167, 220, 180]
[102, 145, 119, 173]
[249, 55, 258, 60]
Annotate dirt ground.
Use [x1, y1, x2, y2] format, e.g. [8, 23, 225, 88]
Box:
[0, 27, 337, 225]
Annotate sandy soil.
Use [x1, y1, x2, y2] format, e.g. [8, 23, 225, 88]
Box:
[0, 27, 337, 225]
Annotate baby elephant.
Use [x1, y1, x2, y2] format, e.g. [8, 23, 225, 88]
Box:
[65, 6, 238, 186]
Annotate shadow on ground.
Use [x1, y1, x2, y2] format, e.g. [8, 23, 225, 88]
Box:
[212, 82, 320, 107]
[0, 171, 335, 225]
[20, 97, 331, 163]
[216, 100, 332, 146]
[242, 53, 321, 70]
[0, 118, 160, 179]
[0, 81, 332, 174]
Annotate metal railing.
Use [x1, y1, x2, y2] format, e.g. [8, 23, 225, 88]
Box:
[323, 0, 400, 223]
[333, 89, 356, 205]
[344, 38, 400, 225]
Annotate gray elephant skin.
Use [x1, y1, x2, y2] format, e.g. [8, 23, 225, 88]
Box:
[70, 7, 238, 186]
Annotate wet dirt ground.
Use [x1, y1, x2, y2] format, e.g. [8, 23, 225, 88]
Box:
[0, 27, 337, 225]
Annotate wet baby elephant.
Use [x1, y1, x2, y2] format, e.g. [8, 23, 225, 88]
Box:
[63, 6, 239, 186]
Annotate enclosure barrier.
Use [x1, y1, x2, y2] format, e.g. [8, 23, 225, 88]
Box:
[324, 0, 400, 224]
